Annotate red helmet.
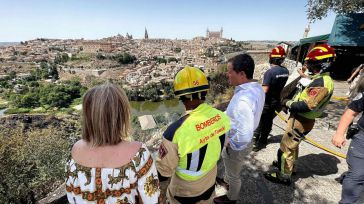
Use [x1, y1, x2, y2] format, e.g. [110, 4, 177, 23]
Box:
[305, 44, 336, 61]
[270, 46, 286, 58]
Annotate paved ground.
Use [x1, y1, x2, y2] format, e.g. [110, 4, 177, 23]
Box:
[216, 81, 364, 203]
[41, 81, 364, 203]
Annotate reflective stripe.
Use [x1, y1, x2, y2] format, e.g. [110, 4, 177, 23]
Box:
[305, 53, 334, 60]
[176, 167, 205, 177]
[271, 54, 283, 58]
[311, 46, 328, 52]
[189, 150, 200, 171]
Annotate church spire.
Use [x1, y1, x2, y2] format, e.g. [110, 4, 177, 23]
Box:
[144, 27, 149, 39]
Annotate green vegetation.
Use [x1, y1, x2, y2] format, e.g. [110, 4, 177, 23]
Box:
[206, 67, 231, 104]
[307, 0, 364, 21]
[126, 81, 174, 101]
[5, 107, 31, 114]
[174, 47, 182, 53]
[0, 75, 86, 114]
[54, 53, 69, 64]
[167, 57, 178, 63]
[0, 103, 8, 109]
[155, 57, 167, 64]
[0, 126, 74, 203]
[95, 52, 136, 65]
[205, 47, 215, 58]
[70, 53, 92, 61]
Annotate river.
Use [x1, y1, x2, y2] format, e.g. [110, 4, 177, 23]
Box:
[130, 99, 184, 116]
[0, 100, 184, 117]
[0, 108, 6, 117]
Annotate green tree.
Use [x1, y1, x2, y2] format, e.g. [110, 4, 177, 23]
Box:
[174, 47, 182, 53]
[156, 58, 167, 64]
[168, 57, 178, 63]
[8, 71, 17, 79]
[307, 0, 364, 21]
[208, 72, 229, 99]
[54, 53, 69, 64]
[49, 64, 59, 80]
[96, 53, 106, 60]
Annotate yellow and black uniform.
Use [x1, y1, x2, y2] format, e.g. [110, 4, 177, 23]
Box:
[276, 72, 334, 178]
[157, 103, 230, 204]
[265, 43, 336, 185]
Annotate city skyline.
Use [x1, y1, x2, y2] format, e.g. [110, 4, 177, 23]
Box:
[0, 0, 336, 42]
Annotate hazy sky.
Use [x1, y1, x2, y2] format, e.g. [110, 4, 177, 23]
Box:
[0, 0, 336, 42]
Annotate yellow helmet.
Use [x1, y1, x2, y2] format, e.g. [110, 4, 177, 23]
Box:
[174, 66, 209, 97]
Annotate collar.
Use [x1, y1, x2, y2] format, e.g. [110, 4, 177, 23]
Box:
[312, 72, 330, 79]
[184, 103, 208, 115]
[235, 81, 259, 93]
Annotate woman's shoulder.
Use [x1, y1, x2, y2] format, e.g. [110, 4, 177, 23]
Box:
[130, 143, 153, 169]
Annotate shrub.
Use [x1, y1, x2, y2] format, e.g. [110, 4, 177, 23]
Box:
[5, 107, 31, 114]
[0, 128, 71, 202]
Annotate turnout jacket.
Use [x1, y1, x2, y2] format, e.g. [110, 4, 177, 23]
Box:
[289, 72, 334, 119]
[156, 103, 230, 197]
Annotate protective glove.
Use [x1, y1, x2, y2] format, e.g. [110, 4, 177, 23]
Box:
[281, 99, 290, 107]
[285, 100, 293, 108]
[281, 99, 293, 114]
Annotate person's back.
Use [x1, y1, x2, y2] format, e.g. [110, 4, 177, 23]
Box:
[263, 65, 289, 104]
[65, 83, 161, 204]
[253, 46, 288, 151]
[156, 66, 230, 204]
[67, 142, 160, 203]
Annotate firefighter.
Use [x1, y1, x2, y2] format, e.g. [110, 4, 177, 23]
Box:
[264, 43, 335, 185]
[156, 66, 231, 203]
[253, 46, 289, 151]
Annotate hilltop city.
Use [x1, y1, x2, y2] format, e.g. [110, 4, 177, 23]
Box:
[0, 28, 284, 90]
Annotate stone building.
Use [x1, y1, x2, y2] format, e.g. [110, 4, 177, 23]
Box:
[206, 27, 223, 38]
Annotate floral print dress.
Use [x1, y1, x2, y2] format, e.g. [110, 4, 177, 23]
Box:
[65, 144, 161, 204]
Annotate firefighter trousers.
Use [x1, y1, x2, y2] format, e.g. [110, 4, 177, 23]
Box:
[277, 115, 315, 176]
[254, 102, 281, 145]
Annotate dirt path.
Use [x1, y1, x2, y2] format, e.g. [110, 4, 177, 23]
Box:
[216, 81, 364, 203]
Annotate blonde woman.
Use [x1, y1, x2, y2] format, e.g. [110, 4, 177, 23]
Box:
[65, 83, 161, 203]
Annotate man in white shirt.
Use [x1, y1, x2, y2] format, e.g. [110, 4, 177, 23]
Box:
[214, 54, 265, 204]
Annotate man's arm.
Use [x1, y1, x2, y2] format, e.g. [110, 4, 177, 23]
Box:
[298, 65, 309, 78]
[262, 69, 271, 94]
[156, 138, 179, 181]
[347, 65, 363, 83]
[286, 76, 330, 113]
[332, 108, 358, 148]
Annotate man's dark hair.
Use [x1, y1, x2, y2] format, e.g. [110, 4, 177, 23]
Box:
[179, 91, 207, 102]
[228, 54, 255, 79]
[269, 57, 284, 66]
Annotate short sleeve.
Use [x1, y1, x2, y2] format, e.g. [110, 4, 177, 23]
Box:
[133, 144, 162, 203]
[348, 92, 364, 113]
[263, 70, 272, 86]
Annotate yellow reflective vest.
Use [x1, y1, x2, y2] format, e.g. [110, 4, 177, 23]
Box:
[293, 72, 334, 119]
[163, 103, 230, 181]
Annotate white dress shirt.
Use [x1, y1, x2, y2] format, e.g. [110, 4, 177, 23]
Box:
[226, 81, 265, 151]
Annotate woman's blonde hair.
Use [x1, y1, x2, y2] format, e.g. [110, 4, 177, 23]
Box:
[82, 82, 131, 146]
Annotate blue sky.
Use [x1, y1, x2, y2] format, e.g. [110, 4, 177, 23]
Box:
[0, 0, 336, 42]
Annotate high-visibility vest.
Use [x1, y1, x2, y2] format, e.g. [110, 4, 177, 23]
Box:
[294, 72, 334, 119]
[172, 103, 230, 181]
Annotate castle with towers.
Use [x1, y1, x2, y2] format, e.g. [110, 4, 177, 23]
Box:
[206, 27, 223, 38]
[143, 27, 223, 39]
